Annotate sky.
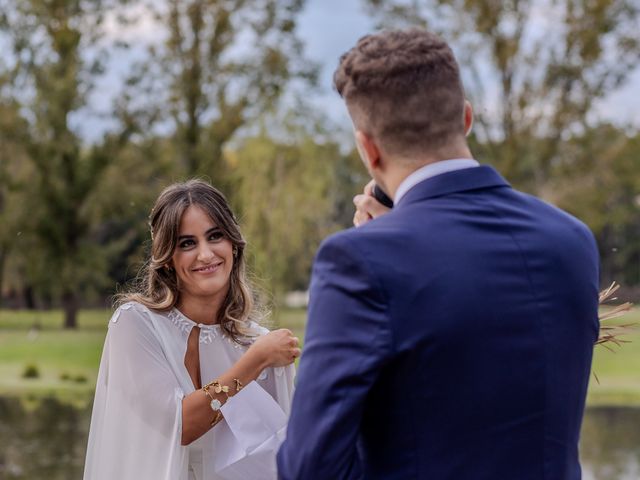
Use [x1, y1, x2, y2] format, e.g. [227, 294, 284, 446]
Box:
[296, 0, 375, 125]
[71, 0, 640, 142]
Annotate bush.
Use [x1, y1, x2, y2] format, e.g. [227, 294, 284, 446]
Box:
[59, 372, 87, 383]
[22, 364, 40, 379]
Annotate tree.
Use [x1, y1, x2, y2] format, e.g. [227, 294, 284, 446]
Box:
[0, 95, 31, 306]
[553, 126, 640, 288]
[125, 0, 317, 182]
[230, 115, 343, 296]
[0, 0, 136, 327]
[364, 0, 640, 193]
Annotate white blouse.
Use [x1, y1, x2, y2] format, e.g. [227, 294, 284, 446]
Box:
[83, 302, 295, 480]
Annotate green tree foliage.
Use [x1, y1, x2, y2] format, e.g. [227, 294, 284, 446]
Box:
[1, 0, 638, 316]
[0, 0, 334, 314]
[364, 0, 640, 192]
[552, 126, 640, 286]
[0, 0, 142, 326]
[230, 119, 348, 295]
[125, 0, 317, 182]
[0, 95, 32, 306]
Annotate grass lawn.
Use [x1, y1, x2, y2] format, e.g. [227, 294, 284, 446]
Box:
[0, 307, 638, 406]
[0, 307, 308, 405]
[0, 309, 107, 406]
[588, 308, 640, 406]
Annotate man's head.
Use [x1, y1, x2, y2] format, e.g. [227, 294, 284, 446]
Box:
[334, 29, 472, 190]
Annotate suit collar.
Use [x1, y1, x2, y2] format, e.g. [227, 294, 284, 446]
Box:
[394, 159, 480, 205]
[395, 165, 510, 208]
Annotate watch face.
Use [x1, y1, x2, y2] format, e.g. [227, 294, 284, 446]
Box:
[210, 399, 222, 411]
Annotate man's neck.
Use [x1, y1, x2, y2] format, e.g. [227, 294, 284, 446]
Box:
[382, 167, 418, 201]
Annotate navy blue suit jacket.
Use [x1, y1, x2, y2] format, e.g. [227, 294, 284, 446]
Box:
[277, 166, 599, 479]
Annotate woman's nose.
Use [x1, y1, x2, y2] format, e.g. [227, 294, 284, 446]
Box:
[197, 244, 215, 262]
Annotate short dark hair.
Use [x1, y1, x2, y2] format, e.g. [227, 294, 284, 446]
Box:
[334, 29, 466, 160]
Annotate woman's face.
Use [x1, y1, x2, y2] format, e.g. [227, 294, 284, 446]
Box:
[171, 205, 234, 304]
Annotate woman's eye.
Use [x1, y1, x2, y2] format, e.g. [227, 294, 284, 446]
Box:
[179, 239, 195, 248]
[209, 231, 224, 241]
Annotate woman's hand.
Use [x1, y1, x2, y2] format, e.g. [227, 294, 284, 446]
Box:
[248, 329, 301, 368]
[182, 328, 300, 445]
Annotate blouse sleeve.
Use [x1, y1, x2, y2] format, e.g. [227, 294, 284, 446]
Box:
[211, 346, 296, 479]
[83, 304, 188, 480]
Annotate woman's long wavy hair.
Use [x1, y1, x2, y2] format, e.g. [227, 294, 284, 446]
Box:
[117, 179, 261, 344]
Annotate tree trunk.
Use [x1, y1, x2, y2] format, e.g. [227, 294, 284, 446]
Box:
[62, 290, 78, 329]
[0, 249, 5, 308]
[24, 284, 36, 310]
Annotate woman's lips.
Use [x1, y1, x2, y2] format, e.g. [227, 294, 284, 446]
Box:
[192, 262, 223, 274]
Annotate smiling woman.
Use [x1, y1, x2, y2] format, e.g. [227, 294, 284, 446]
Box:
[127, 180, 257, 343]
[83, 179, 301, 480]
[172, 206, 236, 328]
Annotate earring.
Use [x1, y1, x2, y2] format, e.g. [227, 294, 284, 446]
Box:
[232, 247, 238, 257]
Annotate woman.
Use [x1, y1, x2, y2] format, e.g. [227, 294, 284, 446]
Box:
[83, 180, 300, 480]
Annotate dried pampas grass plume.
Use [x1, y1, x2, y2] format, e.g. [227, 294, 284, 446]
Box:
[593, 282, 636, 385]
[597, 282, 635, 350]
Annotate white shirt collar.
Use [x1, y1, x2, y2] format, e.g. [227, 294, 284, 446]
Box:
[394, 158, 480, 205]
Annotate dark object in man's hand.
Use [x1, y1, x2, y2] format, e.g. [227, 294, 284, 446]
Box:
[372, 184, 394, 209]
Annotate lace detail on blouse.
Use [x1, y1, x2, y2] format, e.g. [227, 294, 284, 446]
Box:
[167, 309, 269, 378]
[166, 309, 222, 344]
[167, 308, 253, 350]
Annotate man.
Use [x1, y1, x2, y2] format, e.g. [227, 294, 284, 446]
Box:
[277, 29, 599, 479]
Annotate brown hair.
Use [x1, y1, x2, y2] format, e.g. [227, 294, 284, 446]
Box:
[334, 29, 466, 160]
[117, 179, 261, 344]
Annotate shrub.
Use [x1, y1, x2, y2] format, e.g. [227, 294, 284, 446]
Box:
[22, 364, 40, 379]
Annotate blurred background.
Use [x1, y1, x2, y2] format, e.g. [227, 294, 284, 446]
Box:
[0, 0, 639, 478]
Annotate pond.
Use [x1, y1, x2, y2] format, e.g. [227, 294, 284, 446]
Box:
[0, 398, 638, 479]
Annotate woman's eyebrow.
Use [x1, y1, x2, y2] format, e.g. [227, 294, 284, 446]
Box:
[178, 227, 220, 241]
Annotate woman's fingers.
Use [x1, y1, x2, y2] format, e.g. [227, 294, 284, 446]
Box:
[265, 329, 300, 364]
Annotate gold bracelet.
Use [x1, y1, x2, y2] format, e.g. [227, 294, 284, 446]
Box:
[233, 378, 244, 392]
[202, 386, 222, 426]
[210, 409, 222, 427]
[202, 379, 241, 427]
[203, 379, 230, 396]
[203, 380, 230, 426]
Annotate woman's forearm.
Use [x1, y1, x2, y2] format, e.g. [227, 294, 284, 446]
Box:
[181, 349, 269, 445]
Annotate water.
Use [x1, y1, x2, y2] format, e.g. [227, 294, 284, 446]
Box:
[581, 407, 640, 480]
[0, 398, 638, 479]
[0, 397, 91, 479]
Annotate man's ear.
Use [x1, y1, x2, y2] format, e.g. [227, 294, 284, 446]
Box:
[463, 100, 473, 137]
[355, 130, 382, 170]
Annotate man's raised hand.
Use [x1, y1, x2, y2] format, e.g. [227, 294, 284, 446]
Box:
[352, 180, 391, 227]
